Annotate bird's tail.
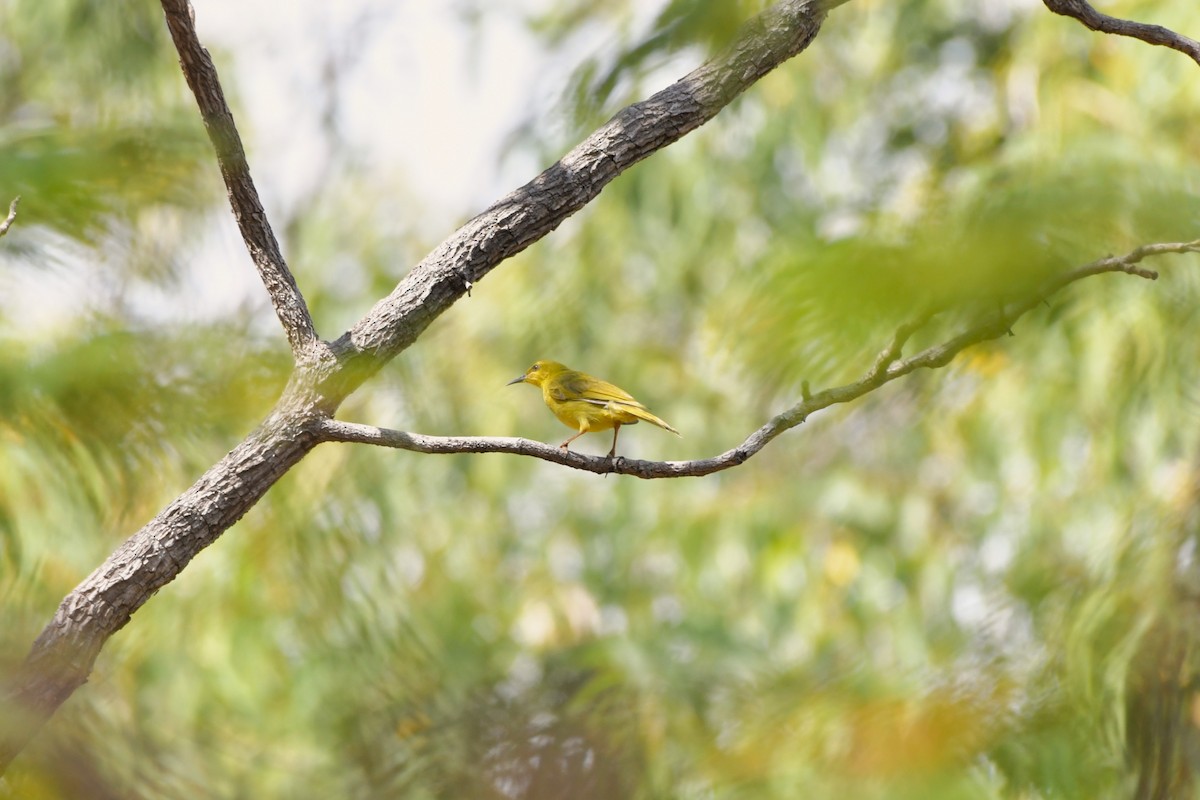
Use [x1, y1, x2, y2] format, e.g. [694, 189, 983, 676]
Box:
[624, 404, 681, 436]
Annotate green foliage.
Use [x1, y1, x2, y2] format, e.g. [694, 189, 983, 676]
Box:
[0, 0, 215, 270]
[4, 1, 1200, 798]
[0, 125, 213, 245]
[715, 149, 1200, 391]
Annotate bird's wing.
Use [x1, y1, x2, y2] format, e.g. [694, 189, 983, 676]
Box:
[550, 373, 643, 408]
[578, 375, 641, 404]
[550, 372, 679, 435]
[576, 376, 681, 434]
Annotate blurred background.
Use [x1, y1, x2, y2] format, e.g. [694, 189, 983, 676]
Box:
[3, 0, 1200, 797]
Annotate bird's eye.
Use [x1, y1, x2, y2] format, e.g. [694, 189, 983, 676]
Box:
[529, 364, 539, 371]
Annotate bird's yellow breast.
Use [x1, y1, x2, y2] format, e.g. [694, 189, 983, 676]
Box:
[542, 390, 640, 432]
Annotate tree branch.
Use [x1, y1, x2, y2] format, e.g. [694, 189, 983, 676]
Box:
[317, 239, 1196, 479]
[1, 0, 842, 773]
[0, 196, 19, 237]
[320, 0, 838, 401]
[0, 399, 322, 771]
[1042, 0, 1200, 66]
[160, 0, 319, 359]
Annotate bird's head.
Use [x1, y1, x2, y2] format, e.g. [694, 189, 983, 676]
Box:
[507, 360, 567, 388]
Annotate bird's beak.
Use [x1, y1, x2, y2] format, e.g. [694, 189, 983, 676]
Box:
[506, 374, 527, 386]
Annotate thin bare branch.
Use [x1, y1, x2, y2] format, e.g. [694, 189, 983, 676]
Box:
[1043, 0, 1200, 66]
[159, 0, 319, 358]
[318, 239, 1197, 479]
[0, 196, 20, 237]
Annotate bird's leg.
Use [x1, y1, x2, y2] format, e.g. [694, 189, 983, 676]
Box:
[559, 426, 588, 451]
[607, 425, 622, 459]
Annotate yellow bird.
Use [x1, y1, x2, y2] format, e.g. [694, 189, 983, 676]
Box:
[507, 360, 680, 457]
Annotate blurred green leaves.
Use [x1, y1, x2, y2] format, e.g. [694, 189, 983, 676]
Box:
[3, 0, 1200, 798]
[0, 124, 213, 245]
[716, 149, 1200, 392]
[0, 0, 215, 259]
[0, 323, 288, 628]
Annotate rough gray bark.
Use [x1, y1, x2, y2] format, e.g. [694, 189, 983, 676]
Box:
[2, 398, 320, 760]
[0, 0, 840, 773]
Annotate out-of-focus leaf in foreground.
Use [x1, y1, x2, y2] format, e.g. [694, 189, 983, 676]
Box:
[0, 125, 214, 247]
[714, 152, 1200, 393]
[0, 0, 216, 264]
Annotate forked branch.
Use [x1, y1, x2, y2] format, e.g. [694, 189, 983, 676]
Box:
[318, 239, 1197, 478]
[1, 0, 842, 774]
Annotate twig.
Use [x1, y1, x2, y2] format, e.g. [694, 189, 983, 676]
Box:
[318, 238, 1198, 478]
[1043, 0, 1200, 66]
[865, 311, 933, 384]
[159, 0, 319, 358]
[0, 196, 20, 237]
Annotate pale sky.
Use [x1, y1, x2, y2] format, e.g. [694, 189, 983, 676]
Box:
[177, 1, 554, 329]
[197, 1, 548, 215]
